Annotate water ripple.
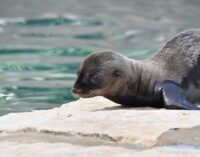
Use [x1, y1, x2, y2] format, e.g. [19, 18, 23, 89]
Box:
[0, 47, 92, 56]
[0, 63, 79, 72]
[0, 17, 102, 27]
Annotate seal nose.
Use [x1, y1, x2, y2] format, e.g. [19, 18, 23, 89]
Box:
[72, 88, 81, 94]
[72, 84, 82, 94]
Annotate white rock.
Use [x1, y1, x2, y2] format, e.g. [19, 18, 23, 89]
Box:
[0, 96, 199, 156]
[0, 142, 200, 157]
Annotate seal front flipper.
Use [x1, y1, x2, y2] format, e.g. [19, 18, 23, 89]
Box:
[156, 81, 200, 110]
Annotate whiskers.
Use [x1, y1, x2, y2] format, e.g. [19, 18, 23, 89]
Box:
[71, 89, 96, 98]
[88, 92, 96, 97]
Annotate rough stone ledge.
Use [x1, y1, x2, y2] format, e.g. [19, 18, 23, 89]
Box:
[0, 96, 200, 156]
[156, 125, 200, 147]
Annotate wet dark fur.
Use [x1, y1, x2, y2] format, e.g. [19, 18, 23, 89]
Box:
[72, 29, 200, 108]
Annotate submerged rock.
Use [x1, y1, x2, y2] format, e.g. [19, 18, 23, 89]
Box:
[0, 96, 199, 156]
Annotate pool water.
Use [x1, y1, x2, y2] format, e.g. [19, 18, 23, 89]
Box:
[0, 0, 200, 115]
[0, 45, 155, 115]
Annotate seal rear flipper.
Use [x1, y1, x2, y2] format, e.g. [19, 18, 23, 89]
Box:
[156, 81, 200, 110]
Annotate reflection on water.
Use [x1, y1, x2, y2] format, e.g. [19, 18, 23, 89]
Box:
[0, 0, 200, 115]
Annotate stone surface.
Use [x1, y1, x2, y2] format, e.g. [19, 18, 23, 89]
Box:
[0, 142, 200, 157]
[0, 96, 200, 156]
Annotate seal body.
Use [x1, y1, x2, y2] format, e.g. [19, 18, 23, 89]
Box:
[72, 29, 200, 110]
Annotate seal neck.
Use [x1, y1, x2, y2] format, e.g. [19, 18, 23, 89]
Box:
[105, 58, 161, 106]
[123, 59, 160, 97]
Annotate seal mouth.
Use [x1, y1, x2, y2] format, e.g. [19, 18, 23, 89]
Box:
[71, 88, 96, 98]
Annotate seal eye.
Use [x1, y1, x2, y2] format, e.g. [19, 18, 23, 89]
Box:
[113, 69, 121, 77]
[89, 74, 102, 86]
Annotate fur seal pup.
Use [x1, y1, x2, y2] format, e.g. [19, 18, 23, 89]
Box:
[72, 29, 200, 110]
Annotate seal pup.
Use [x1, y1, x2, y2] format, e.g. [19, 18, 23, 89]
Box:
[72, 29, 200, 110]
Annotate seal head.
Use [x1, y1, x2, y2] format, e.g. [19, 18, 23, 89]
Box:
[72, 51, 133, 100]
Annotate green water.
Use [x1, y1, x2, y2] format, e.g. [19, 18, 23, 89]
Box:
[0, 46, 155, 115]
[1, 0, 200, 115]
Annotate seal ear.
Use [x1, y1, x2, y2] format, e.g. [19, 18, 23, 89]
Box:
[113, 69, 121, 77]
